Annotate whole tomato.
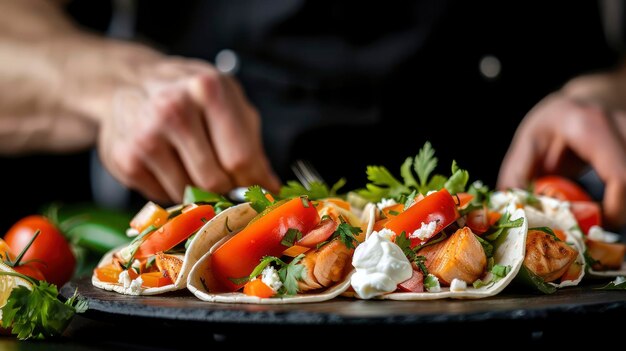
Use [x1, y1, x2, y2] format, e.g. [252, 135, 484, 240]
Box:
[4, 215, 76, 286]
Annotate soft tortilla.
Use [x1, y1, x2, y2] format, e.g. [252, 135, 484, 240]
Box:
[378, 205, 528, 300]
[92, 204, 256, 295]
[187, 203, 368, 304]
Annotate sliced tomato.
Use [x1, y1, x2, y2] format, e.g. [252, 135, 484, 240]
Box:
[296, 218, 337, 248]
[134, 205, 215, 259]
[384, 189, 460, 247]
[466, 207, 501, 235]
[130, 201, 169, 233]
[397, 269, 424, 293]
[211, 197, 320, 291]
[533, 175, 592, 202]
[140, 271, 173, 287]
[570, 201, 602, 235]
[243, 278, 275, 298]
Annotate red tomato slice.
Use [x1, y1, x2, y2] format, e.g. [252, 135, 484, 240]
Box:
[534, 175, 592, 202]
[570, 201, 602, 235]
[384, 189, 460, 247]
[397, 269, 424, 293]
[211, 197, 320, 291]
[466, 208, 490, 234]
[134, 205, 215, 258]
[296, 218, 337, 248]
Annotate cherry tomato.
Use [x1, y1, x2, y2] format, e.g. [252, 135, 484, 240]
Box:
[533, 175, 592, 202]
[134, 205, 215, 259]
[4, 215, 76, 286]
[570, 201, 602, 235]
[211, 197, 320, 291]
[384, 189, 460, 247]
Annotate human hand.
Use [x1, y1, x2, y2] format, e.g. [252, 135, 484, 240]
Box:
[99, 55, 280, 203]
[498, 87, 626, 228]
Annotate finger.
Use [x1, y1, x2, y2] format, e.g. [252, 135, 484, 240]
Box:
[156, 88, 234, 193]
[188, 72, 281, 191]
[497, 120, 546, 190]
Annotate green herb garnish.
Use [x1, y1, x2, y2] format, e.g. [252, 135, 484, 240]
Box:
[281, 229, 303, 247]
[484, 212, 524, 241]
[244, 185, 275, 213]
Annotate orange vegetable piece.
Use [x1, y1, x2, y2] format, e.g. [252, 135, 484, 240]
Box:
[243, 279, 275, 298]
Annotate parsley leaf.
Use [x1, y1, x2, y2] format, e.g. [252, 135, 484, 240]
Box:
[597, 277, 626, 290]
[329, 178, 347, 196]
[403, 190, 418, 209]
[244, 185, 274, 213]
[444, 160, 469, 195]
[278, 254, 306, 296]
[414, 256, 429, 275]
[357, 166, 409, 202]
[414, 141, 438, 191]
[279, 179, 347, 200]
[333, 220, 362, 249]
[394, 232, 416, 262]
[281, 229, 303, 247]
[183, 185, 232, 213]
[400, 157, 418, 188]
[0, 273, 87, 340]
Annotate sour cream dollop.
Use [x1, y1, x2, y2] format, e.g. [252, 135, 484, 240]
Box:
[351, 229, 412, 299]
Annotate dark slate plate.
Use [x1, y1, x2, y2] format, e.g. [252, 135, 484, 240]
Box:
[60, 277, 626, 326]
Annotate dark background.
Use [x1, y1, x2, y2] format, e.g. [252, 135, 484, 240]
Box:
[0, 0, 619, 231]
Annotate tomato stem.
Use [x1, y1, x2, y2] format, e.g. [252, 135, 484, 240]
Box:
[10, 229, 41, 267]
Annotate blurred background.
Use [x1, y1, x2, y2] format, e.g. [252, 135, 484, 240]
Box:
[1, 0, 622, 231]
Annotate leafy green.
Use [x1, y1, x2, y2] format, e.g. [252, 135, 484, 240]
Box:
[333, 219, 362, 249]
[357, 166, 409, 202]
[281, 229, 303, 247]
[394, 232, 416, 262]
[491, 264, 511, 280]
[0, 273, 87, 340]
[183, 186, 232, 213]
[414, 232, 448, 253]
[484, 212, 524, 241]
[403, 190, 418, 210]
[515, 265, 557, 294]
[414, 141, 438, 191]
[584, 249, 599, 268]
[474, 235, 494, 258]
[245, 185, 274, 213]
[400, 157, 418, 188]
[414, 256, 429, 276]
[119, 225, 157, 265]
[597, 277, 626, 290]
[423, 274, 440, 291]
[444, 160, 469, 195]
[278, 254, 306, 296]
[279, 178, 346, 200]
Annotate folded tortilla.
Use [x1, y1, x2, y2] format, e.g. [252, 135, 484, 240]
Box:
[187, 202, 369, 304]
[92, 205, 250, 295]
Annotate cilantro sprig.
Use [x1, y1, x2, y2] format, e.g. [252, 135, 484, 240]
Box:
[357, 142, 472, 203]
[183, 185, 233, 213]
[332, 218, 362, 249]
[0, 272, 87, 340]
[483, 212, 524, 241]
[279, 178, 346, 200]
[232, 255, 307, 296]
[244, 185, 275, 213]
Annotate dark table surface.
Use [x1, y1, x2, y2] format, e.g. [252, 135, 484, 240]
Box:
[2, 277, 625, 350]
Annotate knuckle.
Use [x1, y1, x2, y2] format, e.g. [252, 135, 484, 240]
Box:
[193, 71, 222, 98]
[199, 174, 231, 193]
[153, 92, 187, 126]
[222, 151, 253, 173]
[133, 130, 161, 156]
[118, 151, 145, 181]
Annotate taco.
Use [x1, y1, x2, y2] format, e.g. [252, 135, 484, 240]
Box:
[187, 189, 368, 304]
[92, 187, 233, 295]
[491, 190, 585, 292]
[350, 188, 527, 300]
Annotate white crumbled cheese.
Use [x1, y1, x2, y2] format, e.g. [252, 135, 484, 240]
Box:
[588, 225, 620, 243]
[118, 270, 131, 287]
[377, 198, 397, 211]
[450, 278, 467, 292]
[129, 276, 143, 295]
[490, 191, 517, 211]
[410, 221, 437, 240]
[126, 228, 140, 237]
[351, 230, 413, 299]
[614, 276, 626, 285]
[261, 266, 283, 292]
[425, 274, 441, 293]
[117, 270, 143, 295]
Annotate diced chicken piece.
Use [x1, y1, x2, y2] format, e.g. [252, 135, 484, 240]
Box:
[586, 240, 626, 270]
[313, 240, 354, 287]
[155, 252, 183, 282]
[524, 229, 578, 282]
[297, 250, 323, 292]
[419, 227, 487, 285]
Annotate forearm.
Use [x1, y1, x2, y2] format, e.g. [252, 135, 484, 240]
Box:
[0, 0, 161, 154]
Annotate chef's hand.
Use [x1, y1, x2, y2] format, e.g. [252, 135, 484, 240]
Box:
[498, 75, 626, 228]
[99, 56, 280, 203]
